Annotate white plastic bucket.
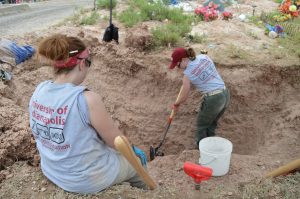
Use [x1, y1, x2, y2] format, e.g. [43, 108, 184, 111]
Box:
[199, 137, 233, 176]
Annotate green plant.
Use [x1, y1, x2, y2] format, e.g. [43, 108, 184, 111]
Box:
[118, 8, 142, 27]
[80, 11, 100, 25]
[63, 7, 88, 25]
[119, 0, 196, 47]
[186, 33, 208, 44]
[247, 31, 260, 40]
[97, 0, 117, 9]
[226, 44, 248, 59]
[278, 33, 300, 57]
[151, 26, 180, 46]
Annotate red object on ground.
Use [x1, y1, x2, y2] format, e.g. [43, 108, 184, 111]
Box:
[183, 162, 213, 184]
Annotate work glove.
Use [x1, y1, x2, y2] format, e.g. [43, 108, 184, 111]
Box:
[132, 145, 147, 167]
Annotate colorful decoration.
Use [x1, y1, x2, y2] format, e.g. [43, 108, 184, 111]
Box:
[265, 24, 285, 38]
[195, 3, 219, 21]
[222, 11, 233, 20]
[278, 0, 299, 17]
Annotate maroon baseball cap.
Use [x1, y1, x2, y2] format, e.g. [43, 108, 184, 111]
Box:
[169, 48, 188, 69]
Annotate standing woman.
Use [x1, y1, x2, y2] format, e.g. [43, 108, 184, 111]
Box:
[29, 34, 146, 193]
[169, 48, 230, 147]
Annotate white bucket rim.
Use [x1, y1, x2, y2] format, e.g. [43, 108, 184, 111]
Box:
[199, 137, 233, 154]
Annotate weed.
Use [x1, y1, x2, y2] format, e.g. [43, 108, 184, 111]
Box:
[151, 22, 191, 47]
[119, 0, 196, 47]
[186, 33, 208, 44]
[237, 173, 300, 199]
[226, 44, 248, 59]
[118, 8, 142, 27]
[80, 11, 100, 25]
[151, 26, 181, 47]
[63, 7, 89, 25]
[247, 31, 260, 40]
[248, 15, 264, 28]
[278, 33, 300, 58]
[97, 0, 117, 9]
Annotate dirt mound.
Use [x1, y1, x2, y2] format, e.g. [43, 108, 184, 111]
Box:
[125, 25, 153, 51]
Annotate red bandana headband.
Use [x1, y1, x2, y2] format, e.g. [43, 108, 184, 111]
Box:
[54, 49, 90, 68]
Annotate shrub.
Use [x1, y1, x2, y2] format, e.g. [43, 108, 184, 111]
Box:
[186, 33, 208, 44]
[118, 8, 142, 27]
[80, 11, 100, 25]
[97, 0, 117, 9]
[151, 22, 190, 46]
[120, 0, 196, 47]
[151, 27, 181, 46]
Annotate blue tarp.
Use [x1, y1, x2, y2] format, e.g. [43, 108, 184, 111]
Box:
[0, 39, 35, 65]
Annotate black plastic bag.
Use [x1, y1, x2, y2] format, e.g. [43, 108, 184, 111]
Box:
[103, 24, 119, 43]
[102, 0, 119, 43]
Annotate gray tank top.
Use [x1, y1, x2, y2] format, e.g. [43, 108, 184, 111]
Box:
[29, 81, 119, 193]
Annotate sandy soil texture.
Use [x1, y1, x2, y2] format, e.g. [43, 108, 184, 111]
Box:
[0, 0, 299, 198]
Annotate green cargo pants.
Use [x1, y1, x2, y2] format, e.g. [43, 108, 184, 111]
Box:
[196, 89, 230, 146]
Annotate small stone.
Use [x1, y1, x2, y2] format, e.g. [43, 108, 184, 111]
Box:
[32, 181, 36, 184]
[41, 187, 47, 192]
[41, 180, 48, 186]
[32, 187, 38, 191]
[158, 180, 164, 185]
[276, 160, 281, 164]
[228, 192, 233, 196]
[6, 173, 13, 179]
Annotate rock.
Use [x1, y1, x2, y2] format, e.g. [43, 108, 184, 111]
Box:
[41, 187, 47, 192]
[6, 173, 13, 179]
[41, 179, 48, 186]
[268, 31, 278, 39]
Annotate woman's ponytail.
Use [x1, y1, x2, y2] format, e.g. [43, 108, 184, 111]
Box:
[186, 48, 196, 61]
[38, 34, 70, 61]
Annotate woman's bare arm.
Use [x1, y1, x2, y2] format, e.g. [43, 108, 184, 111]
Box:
[84, 91, 123, 149]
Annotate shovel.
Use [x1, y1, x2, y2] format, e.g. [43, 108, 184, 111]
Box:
[102, 0, 119, 43]
[150, 86, 183, 161]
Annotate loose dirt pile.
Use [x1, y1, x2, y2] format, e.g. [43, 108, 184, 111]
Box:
[0, 1, 300, 198]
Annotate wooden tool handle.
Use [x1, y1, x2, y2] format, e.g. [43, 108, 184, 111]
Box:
[114, 136, 157, 190]
[266, 159, 300, 178]
[169, 86, 183, 120]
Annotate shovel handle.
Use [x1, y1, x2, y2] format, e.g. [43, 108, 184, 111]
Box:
[169, 86, 183, 122]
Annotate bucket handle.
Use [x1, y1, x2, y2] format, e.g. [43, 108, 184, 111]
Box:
[199, 155, 217, 166]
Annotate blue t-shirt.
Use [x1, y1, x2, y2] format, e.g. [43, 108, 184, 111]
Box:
[184, 55, 225, 93]
[29, 81, 119, 193]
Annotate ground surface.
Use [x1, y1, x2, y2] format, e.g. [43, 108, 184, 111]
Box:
[0, 0, 93, 36]
[0, 0, 299, 198]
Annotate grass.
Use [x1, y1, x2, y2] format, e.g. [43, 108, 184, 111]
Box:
[186, 33, 208, 44]
[97, 0, 117, 9]
[238, 173, 300, 199]
[63, 7, 88, 25]
[118, 0, 196, 47]
[80, 11, 100, 25]
[118, 8, 143, 27]
[62, 8, 100, 26]
[246, 31, 260, 40]
[225, 44, 249, 59]
[277, 33, 300, 57]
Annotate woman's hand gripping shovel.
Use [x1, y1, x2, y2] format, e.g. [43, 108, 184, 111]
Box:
[150, 87, 183, 161]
